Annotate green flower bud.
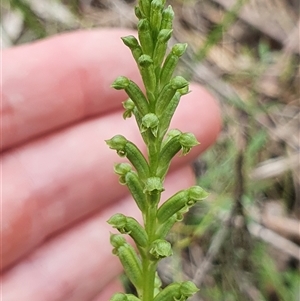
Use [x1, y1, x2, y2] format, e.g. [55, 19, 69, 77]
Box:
[187, 186, 209, 204]
[138, 55, 156, 95]
[121, 36, 143, 63]
[153, 281, 199, 301]
[110, 233, 127, 250]
[112, 76, 149, 116]
[138, 0, 151, 17]
[110, 293, 141, 301]
[160, 43, 188, 87]
[108, 213, 148, 247]
[170, 76, 189, 90]
[138, 19, 154, 56]
[153, 29, 173, 68]
[144, 177, 164, 195]
[179, 132, 199, 155]
[177, 85, 190, 95]
[150, 0, 164, 36]
[114, 163, 133, 184]
[110, 234, 143, 291]
[106, 136, 149, 179]
[172, 43, 188, 56]
[112, 76, 130, 90]
[160, 5, 174, 30]
[106, 135, 128, 157]
[134, 5, 143, 19]
[123, 99, 135, 119]
[149, 239, 173, 259]
[108, 213, 128, 232]
[156, 76, 189, 114]
[157, 186, 208, 224]
[138, 55, 154, 68]
[121, 35, 139, 49]
[141, 113, 159, 137]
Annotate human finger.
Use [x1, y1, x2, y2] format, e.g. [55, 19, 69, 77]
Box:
[91, 279, 124, 301]
[1, 29, 141, 151]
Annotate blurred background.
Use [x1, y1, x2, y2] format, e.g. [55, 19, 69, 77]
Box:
[1, 0, 299, 300]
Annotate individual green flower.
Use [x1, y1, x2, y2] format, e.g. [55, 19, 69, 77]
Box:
[141, 113, 160, 137]
[108, 213, 148, 247]
[114, 163, 133, 184]
[106, 135, 128, 157]
[121, 36, 143, 63]
[149, 239, 173, 259]
[122, 98, 135, 119]
[144, 177, 164, 195]
[106, 136, 150, 180]
[112, 76, 149, 115]
[179, 132, 199, 155]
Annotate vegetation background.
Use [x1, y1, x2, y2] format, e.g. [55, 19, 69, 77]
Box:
[2, 0, 299, 300]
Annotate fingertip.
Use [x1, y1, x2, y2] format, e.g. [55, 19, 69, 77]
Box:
[2, 28, 142, 150]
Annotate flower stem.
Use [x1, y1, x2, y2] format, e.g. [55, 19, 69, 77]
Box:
[142, 198, 157, 301]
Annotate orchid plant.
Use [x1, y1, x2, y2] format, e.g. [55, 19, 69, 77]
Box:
[106, 1, 208, 300]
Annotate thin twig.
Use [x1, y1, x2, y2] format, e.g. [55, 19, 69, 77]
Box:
[248, 222, 300, 261]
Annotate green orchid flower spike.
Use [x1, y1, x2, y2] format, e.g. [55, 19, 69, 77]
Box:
[106, 1, 208, 300]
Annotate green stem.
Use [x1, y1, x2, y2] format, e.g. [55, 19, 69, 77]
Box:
[142, 258, 157, 301]
[142, 191, 160, 301]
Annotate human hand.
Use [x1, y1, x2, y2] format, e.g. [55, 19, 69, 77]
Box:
[1, 29, 221, 301]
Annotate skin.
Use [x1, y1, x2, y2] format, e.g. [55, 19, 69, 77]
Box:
[1, 29, 221, 300]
